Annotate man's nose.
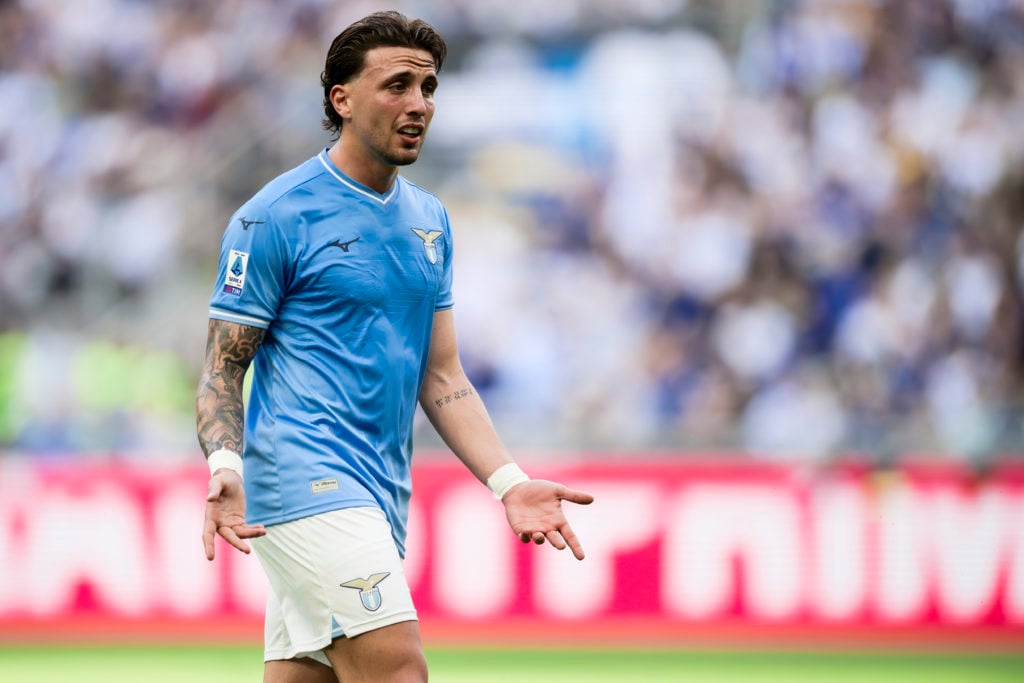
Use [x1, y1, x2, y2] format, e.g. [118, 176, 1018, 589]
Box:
[406, 90, 427, 116]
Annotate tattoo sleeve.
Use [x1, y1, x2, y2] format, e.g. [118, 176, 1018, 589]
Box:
[196, 319, 265, 457]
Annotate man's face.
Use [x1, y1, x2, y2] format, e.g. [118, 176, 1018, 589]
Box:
[334, 46, 438, 169]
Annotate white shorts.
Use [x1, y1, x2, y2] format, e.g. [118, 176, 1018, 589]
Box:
[251, 507, 417, 666]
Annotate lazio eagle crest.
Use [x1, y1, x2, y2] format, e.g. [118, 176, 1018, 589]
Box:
[340, 572, 391, 611]
[411, 228, 442, 264]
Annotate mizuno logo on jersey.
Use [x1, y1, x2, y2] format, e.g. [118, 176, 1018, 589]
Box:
[411, 228, 442, 264]
[223, 250, 249, 296]
[329, 236, 361, 252]
[238, 217, 264, 230]
[340, 572, 391, 611]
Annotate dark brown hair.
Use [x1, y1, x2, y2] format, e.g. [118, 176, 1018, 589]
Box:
[320, 11, 447, 137]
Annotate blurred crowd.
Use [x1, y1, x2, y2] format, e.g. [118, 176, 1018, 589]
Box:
[1, 0, 1022, 464]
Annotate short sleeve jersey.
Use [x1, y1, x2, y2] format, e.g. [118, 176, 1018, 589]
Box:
[208, 150, 454, 556]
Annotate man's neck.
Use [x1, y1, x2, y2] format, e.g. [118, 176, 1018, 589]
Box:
[327, 141, 398, 195]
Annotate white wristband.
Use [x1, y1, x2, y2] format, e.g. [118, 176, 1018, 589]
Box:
[486, 463, 530, 500]
[208, 449, 244, 480]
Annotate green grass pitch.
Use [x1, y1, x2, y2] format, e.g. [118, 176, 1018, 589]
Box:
[0, 644, 1021, 682]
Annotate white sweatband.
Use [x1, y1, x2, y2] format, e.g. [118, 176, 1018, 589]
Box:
[207, 449, 244, 480]
[486, 463, 530, 500]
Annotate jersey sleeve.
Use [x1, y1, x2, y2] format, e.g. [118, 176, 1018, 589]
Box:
[435, 205, 454, 311]
[208, 203, 290, 329]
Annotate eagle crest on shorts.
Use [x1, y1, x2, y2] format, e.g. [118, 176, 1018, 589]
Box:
[340, 572, 391, 611]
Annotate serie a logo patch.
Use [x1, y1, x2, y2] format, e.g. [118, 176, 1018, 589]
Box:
[223, 250, 249, 295]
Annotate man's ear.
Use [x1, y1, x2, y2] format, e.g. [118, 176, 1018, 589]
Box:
[330, 84, 350, 120]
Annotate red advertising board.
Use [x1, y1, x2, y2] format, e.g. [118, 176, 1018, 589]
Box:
[1, 455, 1023, 648]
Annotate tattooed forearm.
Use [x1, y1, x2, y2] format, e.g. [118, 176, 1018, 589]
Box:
[196, 319, 265, 457]
[432, 386, 475, 409]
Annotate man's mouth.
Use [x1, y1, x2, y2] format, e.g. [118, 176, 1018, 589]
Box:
[397, 124, 423, 140]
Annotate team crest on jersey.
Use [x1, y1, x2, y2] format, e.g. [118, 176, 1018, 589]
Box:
[340, 572, 391, 611]
[223, 250, 249, 296]
[411, 228, 442, 264]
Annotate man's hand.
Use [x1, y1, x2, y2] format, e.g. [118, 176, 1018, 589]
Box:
[202, 469, 266, 560]
[501, 479, 594, 560]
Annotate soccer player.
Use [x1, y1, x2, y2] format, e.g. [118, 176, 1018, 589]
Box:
[196, 11, 594, 683]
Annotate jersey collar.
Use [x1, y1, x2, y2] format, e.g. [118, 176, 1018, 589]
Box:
[318, 150, 399, 206]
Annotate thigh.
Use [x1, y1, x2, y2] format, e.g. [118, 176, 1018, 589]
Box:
[324, 620, 427, 683]
[264, 656, 337, 683]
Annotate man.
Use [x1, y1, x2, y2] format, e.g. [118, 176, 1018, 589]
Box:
[196, 11, 593, 683]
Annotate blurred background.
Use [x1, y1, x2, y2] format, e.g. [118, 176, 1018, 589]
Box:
[2, 0, 1024, 471]
[2, 1, 1024, 680]
[1, 0, 1022, 466]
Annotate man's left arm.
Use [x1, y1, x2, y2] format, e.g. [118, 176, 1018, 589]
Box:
[418, 309, 594, 559]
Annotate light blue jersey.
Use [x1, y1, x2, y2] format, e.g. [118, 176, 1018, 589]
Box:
[208, 150, 453, 556]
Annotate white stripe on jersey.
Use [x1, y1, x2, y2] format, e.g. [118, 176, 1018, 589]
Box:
[209, 308, 271, 328]
[318, 152, 397, 206]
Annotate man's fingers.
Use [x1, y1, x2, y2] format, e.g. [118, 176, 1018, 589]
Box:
[235, 523, 267, 539]
[203, 518, 217, 561]
[560, 524, 586, 560]
[559, 488, 594, 506]
[517, 527, 584, 559]
[205, 520, 265, 559]
[222, 523, 266, 550]
[507, 482, 591, 558]
[218, 525, 252, 554]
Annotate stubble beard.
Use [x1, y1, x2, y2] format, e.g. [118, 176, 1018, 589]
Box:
[383, 150, 418, 167]
[382, 138, 423, 167]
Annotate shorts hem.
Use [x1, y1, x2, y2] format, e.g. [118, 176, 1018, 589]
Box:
[264, 639, 331, 663]
[341, 611, 419, 639]
[263, 613, 419, 662]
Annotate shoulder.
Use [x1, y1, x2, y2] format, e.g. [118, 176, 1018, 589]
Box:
[224, 163, 321, 252]
[245, 154, 325, 214]
[396, 176, 451, 230]
[238, 154, 331, 225]
[398, 176, 446, 211]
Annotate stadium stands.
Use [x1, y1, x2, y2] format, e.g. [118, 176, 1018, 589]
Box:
[0, 0, 1021, 462]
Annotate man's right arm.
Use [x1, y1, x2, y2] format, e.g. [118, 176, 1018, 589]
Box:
[196, 318, 264, 457]
[197, 318, 267, 560]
